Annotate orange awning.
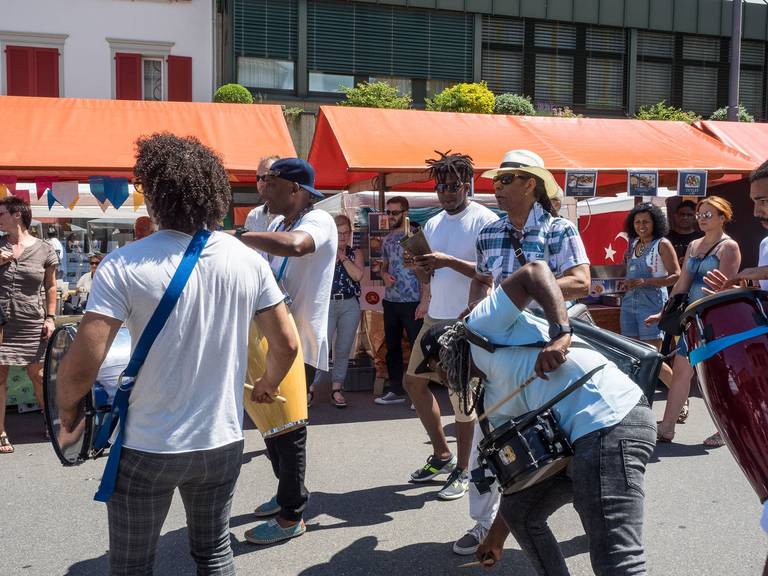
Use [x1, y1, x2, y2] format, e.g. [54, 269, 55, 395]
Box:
[0, 96, 296, 183]
[309, 107, 756, 194]
[694, 120, 768, 166]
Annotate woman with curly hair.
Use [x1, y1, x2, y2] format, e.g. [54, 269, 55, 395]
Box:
[620, 203, 680, 388]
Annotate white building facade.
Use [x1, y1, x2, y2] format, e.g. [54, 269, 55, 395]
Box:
[0, 0, 215, 102]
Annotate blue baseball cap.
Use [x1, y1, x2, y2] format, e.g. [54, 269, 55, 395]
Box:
[269, 158, 323, 199]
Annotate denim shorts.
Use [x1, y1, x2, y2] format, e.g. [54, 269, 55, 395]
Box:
[620, 288, 665, 341]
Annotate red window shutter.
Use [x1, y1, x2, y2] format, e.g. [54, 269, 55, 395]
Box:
[33, 48, 59, 97]
[115, 52, 142, 100]
[167, 55, 192, 101]
[6, 45, 34, 96]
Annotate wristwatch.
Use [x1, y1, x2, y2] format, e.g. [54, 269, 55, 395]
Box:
[45, 314, 56, 321]
[548, 323, 573, 340]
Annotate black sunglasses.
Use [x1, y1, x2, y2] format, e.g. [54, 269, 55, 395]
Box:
[493, 173, 528, 186]
[435, 182, 465, 193]
[256, 174, 268, 182]
[385, 209, 404, 216]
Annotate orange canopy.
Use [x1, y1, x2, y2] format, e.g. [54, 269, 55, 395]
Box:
[694, 120, 768, 167]
[0, 96, 296, 182]
[309, 106, 755, 194]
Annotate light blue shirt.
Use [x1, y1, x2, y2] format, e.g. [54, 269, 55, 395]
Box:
[465, 286, 642, 442]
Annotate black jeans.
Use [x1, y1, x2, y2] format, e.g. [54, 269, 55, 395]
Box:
[499, 399, 656, 576]
[382, 299, 423, 395]
[262, 364, 313, 522]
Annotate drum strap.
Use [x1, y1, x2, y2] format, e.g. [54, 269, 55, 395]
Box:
[93, 228, 212, 503]
[688, 324, 768, 367]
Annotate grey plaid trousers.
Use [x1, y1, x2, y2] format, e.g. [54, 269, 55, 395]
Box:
[106, 439, 244, 576]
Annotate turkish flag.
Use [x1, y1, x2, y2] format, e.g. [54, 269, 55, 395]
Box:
[578, 211, 630, 266]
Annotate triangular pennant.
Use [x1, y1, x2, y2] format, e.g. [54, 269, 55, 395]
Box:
[88, 176, 109, 204]
[0, 185, 8, 199]
[0, 176, 17, 195]
[68, 196, 80, 209]
[47, 189, 56, 209]
[34, 177, 56, 199]
[12, 189, 31, 203]
[51, 181, 79, 208]
[105, 178, 129, 209]
[133, 189, 145, 211]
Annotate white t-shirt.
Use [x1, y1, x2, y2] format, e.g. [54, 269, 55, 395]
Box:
[423, 202, 498, 319]
[76, 271, 93, 293]
[245, 204, 282, 233]
[268, 209, 337, 370]
[87, 230, 284, 454]
[759, 236, 768, 291]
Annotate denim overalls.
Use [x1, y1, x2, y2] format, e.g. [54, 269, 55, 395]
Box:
[620, 238, 667, 340]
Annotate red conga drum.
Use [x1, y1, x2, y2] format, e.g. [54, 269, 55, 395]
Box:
[682, 288, 768, 502]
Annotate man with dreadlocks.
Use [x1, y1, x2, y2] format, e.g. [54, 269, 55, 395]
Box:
[416, 261, 655, 576]
[404, 150, 498, 502]
[456, 150, 591, 553]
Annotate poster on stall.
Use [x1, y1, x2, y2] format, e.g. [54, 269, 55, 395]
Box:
[677, 170, 707, 197]
[628, 170, 659, 197]
[565, 170, 598, 197]
[367, 212, 390, 282]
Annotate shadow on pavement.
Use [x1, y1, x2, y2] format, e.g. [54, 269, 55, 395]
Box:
[3, 409, 47, 447]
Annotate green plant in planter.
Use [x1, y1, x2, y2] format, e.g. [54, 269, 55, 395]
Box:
[709, 104, 755, 122]
[634, 100, 700, 124]
[425, 82, 495, 114]
[494, 93, 536, 116]
[339, 81, 412, 109]
[213, 83, 254, 104]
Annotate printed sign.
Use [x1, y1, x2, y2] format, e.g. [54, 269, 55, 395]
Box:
[677, 170, 707, 197]
[565, 170, 598, 197]
[628, 170, 659, 197]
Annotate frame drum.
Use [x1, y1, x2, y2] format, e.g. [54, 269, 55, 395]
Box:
[43, 324, 131, 466]
[243, 315, 308, 438]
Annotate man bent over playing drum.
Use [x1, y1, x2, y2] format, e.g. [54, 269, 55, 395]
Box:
[416, 261, 656, 576]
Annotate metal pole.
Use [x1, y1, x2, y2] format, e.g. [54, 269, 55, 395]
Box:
[728, 0, 743, 121]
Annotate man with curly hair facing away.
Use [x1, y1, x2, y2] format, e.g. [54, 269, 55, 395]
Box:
[57, 133, 299, 575]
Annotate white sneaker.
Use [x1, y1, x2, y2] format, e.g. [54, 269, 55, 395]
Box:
[437, 468, 469, 501]
[453, 522, 489, 555]
[374, 392, 406, 405]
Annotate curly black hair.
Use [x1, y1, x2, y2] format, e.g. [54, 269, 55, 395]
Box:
[134, 132, 231, 234]
[750, 158, 768, 183]
[426, 150, 474, 184]
[624, 202, 668, 240]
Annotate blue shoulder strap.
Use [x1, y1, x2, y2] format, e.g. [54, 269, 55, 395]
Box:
[94, 229, 212, 502]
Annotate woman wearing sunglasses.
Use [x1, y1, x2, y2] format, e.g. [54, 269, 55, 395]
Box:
[645, 196, 740, 445]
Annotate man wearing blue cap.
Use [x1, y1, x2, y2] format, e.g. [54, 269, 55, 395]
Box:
[238, 158, 337, 544]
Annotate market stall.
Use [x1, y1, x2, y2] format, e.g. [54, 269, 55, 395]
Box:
[308, 106, 756, 342]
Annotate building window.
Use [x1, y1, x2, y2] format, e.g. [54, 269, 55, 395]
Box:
[143, 58, 163, 101]
[740, 40, 765, 120]
[585, 26, 625, 111]
[636, 31, 674, 109]
[238, 57, 295, 90]
[309, 72, 353, 93]
[533, 22, 577, 108]
[681, 35, 721, 117]
[369, 76, 412, 97]
[426, 78, 457, 98]
[0, 32, 66, 97]
[480, 16, 524, 95]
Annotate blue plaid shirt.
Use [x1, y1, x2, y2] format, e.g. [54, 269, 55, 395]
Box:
[475, 203, 589, 286]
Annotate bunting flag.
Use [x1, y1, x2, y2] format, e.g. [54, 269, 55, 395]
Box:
[34, 177, 56, 199]
[133, 188, 145, 211]
[68, 196, 80, 209]
[47, 189, 56, 209]
[88, 176, 109, 204]
[0, 176, 17, 197]
[51, 181, 79, 209]
[12, 189, 31, 203]
[105, 178, 129, 209]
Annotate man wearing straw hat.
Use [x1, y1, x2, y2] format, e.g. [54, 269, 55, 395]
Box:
[453, 150, 591, 555]
[417, 261, 655, 576]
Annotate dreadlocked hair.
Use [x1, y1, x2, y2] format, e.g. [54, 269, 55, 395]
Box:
[426, 150, 474, 185]
[533, 178, 558, 217]
[134, 132, 231, 234]
[438, 322, 482, 417]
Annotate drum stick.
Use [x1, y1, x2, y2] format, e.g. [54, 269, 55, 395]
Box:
[477, 373, 537, 423]
[243, 383, 287, 403]
[458, 559, 496, 569]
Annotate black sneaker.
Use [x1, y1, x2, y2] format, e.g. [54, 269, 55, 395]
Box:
[409, 454, 457, 483]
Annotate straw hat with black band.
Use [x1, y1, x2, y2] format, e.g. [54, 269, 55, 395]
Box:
[481, 149, 561, 200]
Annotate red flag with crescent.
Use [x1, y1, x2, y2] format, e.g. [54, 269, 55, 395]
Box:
[578, 211, 631, 266]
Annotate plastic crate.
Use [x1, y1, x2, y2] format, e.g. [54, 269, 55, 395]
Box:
[342, 356, 376, 392]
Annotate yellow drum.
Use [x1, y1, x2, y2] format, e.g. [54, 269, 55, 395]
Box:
[243, 315, 308, 438]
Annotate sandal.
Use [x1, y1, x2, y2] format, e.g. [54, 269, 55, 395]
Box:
[677, 399, 689, 424]
[0, 432, 14, 454]
[656, 422, 675, 443]
[703, 432, 725, 448]
[331, 389, 347, 409]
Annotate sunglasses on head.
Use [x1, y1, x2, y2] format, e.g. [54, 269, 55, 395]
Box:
[385, 209, 404, 216]
[435, 182, 464, 194]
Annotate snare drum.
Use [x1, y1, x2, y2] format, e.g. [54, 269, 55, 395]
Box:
[243, 315, 308, 438]
[682, 288, 768, 502]
[43, 324, 132, 466]
[478, 409, 573, 494]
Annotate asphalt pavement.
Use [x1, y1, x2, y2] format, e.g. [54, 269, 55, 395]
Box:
[1, 385, 766, 576]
